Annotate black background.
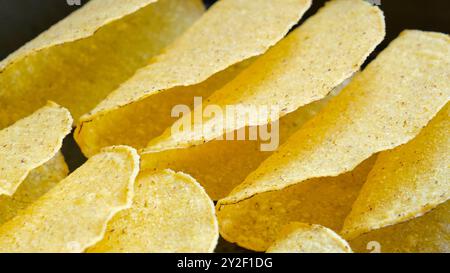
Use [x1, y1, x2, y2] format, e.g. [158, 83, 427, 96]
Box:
[0, 0, 449, 253]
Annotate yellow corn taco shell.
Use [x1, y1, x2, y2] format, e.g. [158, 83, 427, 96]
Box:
[217, 156, 376, 251]
[219, 30, 450, 206]
[266, 222, 352, 253]
[89, 170, 218, 253]
[145, 0, 385, 152]
[141, 96, 334, 200]
[0, 146, 139, 253]
[138, 0, 384, 200]
[0, 152, 68, 226]
[0, 0, 204, 127]
[350, 200, 450, 253]
[75, 0, 313, 157]
[342, 104, 450, 240]
[0, 102, 72, 196]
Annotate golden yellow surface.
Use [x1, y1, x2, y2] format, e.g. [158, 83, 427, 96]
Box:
[89, 170, 218, 253]
[0, 103, 72, 196]
[0, 152, 68, 226]
[267, 223, 352, 253]
[217, 157, 376, 251]
[0, 0, 204, 127]
[0, 146, 139, 253]
[343, 104, 450, 239]
[220, 30, 450, 205]
[76, 0, 312, 156]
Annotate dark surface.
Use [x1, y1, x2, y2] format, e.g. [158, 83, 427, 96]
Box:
[0, 0, 449, 253]
[0, 0, 81, 59]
